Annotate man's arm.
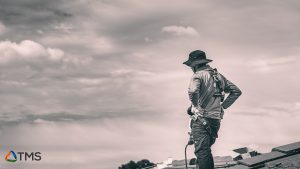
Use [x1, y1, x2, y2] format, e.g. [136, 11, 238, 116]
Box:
[221, 77, 242, 109]
[188, 74, 206, 114]
[188, 74, 201, 108]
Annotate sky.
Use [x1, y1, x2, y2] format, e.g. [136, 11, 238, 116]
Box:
[0, 0, 300, 169]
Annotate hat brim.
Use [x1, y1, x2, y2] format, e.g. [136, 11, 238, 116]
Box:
[183, 59, 212, 67]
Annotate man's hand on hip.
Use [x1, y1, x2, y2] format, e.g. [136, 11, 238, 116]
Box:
[191, 105, 205, 117]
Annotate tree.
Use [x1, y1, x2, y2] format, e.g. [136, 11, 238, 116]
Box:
[119, 159, 155, 169]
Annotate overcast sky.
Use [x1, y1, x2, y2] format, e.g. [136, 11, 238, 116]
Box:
[1, 0, 300, 169]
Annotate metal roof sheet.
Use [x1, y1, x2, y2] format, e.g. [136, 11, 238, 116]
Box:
[272, 141, 300, 155]
[237, 151, 286, 167]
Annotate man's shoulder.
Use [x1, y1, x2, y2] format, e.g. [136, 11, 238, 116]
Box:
[217, 72, 229, 83]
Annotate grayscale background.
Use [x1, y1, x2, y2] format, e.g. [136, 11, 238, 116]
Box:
[0, 0, 299, 169]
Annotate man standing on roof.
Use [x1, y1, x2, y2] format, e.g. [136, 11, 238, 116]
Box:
[183, 50, 242, 169]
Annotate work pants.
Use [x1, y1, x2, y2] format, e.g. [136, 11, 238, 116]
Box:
[191, 117, 220, 169]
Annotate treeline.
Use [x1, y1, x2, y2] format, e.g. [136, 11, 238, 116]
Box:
[118, 159, 155, 169]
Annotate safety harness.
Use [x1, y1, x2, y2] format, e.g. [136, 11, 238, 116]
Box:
[209, 68, 225, 102]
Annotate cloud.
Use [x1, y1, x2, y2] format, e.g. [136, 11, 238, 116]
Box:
[0, 40, 66, 63]
[42, 33, 114, 55]
[0, 111, 114, 127]
[260, 102, 300, 117]
[53, 23, 74, 32]
[0, 21, 6, 35]
[47, 48, 64, 61]
[110, 69, 155, 77]
[249, 56, 298, 72]
[162, 25, 199, 36]
[0, 0, 73, 26]
[230, 101, 300, 118]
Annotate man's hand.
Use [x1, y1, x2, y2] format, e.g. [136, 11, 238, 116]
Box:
[191, 105, 200, 114]
[187, 105, 205, 120]
[191, 105, 204, 117]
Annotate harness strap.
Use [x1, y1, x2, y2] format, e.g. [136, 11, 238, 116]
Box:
[208, 68, 225, 101]
[200, 68, 224, 110]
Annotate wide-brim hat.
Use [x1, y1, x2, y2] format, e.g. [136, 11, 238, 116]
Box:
[183, 50, 212, 67]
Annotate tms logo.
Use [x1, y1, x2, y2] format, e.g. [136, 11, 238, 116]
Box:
[5, 150, 42, 162]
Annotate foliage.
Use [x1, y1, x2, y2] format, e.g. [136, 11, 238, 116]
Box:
[118, 159, 155, 169]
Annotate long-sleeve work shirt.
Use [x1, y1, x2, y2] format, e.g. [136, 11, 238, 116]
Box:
[188, 65, 242, 119]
